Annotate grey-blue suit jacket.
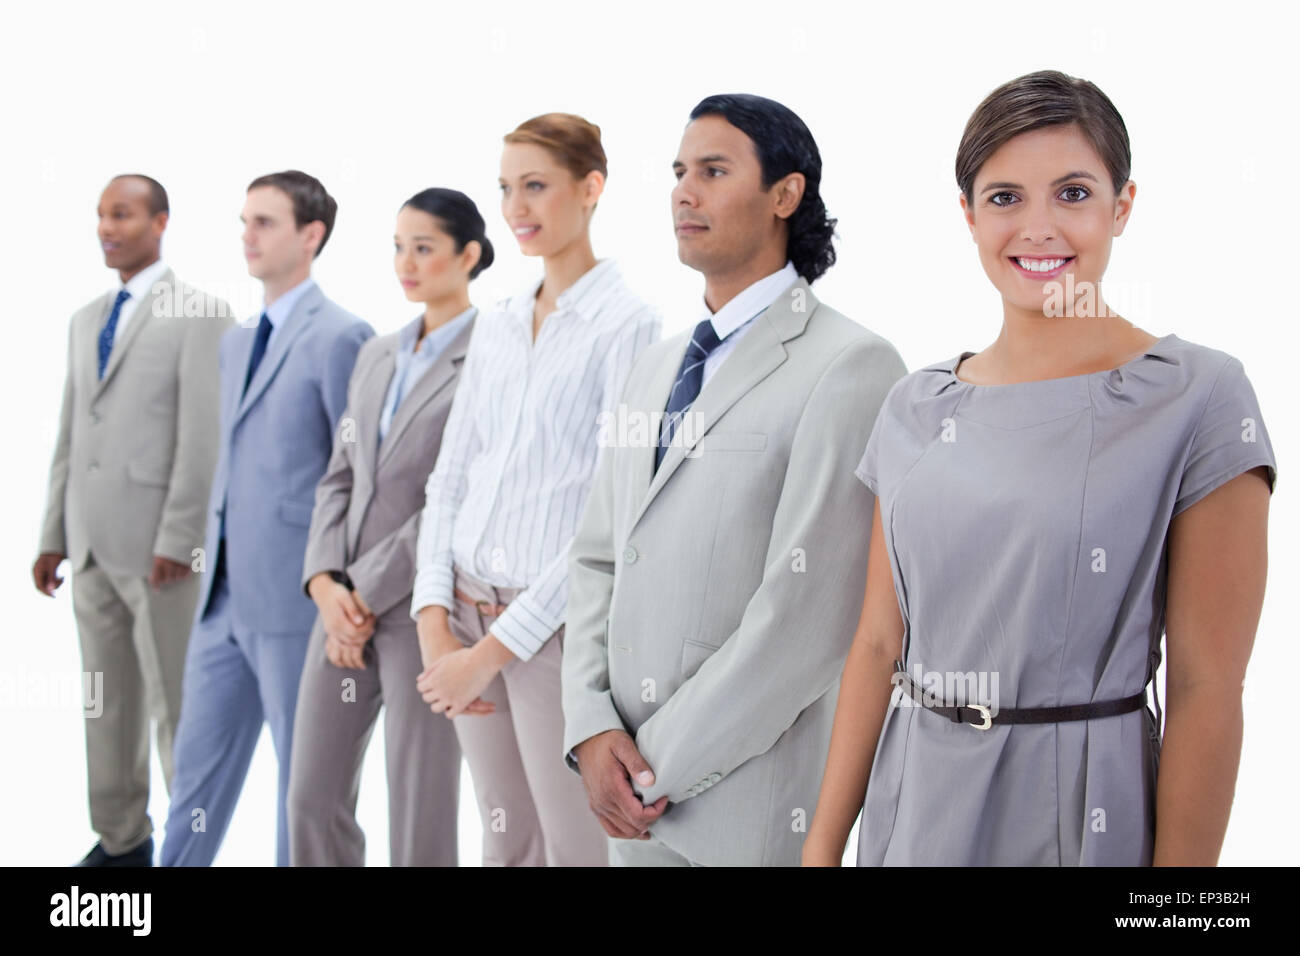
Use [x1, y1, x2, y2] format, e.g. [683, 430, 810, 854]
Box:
[195, 282, 374, 634]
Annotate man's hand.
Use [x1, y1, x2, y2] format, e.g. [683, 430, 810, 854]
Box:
[573, 729, 669, 840]
[308, 572, 375, 644]
[32, 552, 67, 596]
[149, 556, 192, 591]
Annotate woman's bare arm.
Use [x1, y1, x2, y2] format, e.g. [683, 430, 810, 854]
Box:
[803, 496, 906, 865]
[1155, 465, 1271, 865]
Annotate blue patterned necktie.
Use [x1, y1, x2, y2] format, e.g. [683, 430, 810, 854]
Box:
[242, 312, 273, 397]
[97, 289, 132, 379]
[656, 316, 725, 470]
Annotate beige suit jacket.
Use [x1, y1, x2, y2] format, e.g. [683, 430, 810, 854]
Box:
[563, 278, 906, 865]
[39, 269, 233, 576]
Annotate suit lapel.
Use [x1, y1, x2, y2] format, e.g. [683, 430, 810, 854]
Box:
[377, 318, 473, 468]
[233, 283, 323, 428]
[627, 278, 817, 533]
[626, 335, 688, 515]
[93, 268, 174, 398]
[333, 342, 392, 557]
[224, 322, 256, 430]
[355, 342, 396, 481]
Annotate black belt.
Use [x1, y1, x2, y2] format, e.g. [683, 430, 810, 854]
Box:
[892, 660, 1148, 731]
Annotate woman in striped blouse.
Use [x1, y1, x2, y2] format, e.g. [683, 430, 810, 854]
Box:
[410, 113, 661, 866]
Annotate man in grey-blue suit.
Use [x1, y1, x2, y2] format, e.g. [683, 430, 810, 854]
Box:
[161, 171, 374, 866]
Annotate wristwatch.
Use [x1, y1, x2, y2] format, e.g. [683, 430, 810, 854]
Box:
[327, 569, 355, 590]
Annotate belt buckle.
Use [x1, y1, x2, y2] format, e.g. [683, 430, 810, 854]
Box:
[965, 703, 992, 731]
[474, 599, 500, 617]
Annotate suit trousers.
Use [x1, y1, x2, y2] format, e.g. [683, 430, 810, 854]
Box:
[159, 573, 309, 866]
[448, 567, 608, 866]
[71, 552, 197, 855]
[286, 610, 461, 866]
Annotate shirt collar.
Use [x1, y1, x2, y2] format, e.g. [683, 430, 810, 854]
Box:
[118, 258, 170, 303]
[514, 258, 621, 324]
[398, 305, 476, 357]
[262, 276, 317, 329]
[702, 260, 798, 338]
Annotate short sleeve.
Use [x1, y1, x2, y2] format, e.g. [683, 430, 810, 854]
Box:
[855, 378, 901, 496]
[1173, 356, 1278, 517]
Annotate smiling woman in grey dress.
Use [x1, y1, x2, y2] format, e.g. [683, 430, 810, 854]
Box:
[803, 71, 1277, 866]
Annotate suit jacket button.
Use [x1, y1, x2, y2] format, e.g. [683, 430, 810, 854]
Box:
[709, 772, 721, 783]
[623, 546, 637, 564]
[90, 412, 101, 425]
[87, 462, 99, 473]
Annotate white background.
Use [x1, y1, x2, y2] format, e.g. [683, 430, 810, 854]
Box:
[1, 0, 1295, 866]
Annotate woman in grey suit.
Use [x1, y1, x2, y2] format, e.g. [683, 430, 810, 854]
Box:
[805, 71, 1276, 866]
[286, 188, 493, 866]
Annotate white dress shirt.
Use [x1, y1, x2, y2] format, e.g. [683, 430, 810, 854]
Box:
[411, 259, 661, 660]
[699, 260, 798, 387]
[104, 257, 170, 340]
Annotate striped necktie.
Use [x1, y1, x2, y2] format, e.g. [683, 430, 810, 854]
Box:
[656, 317, 724, 470]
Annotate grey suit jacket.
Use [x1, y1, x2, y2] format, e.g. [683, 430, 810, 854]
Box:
[195, 283, 373, 634]
[300, 316, 475, 623]
[562, 278, 907, 866]
[39, 269, 233, 577]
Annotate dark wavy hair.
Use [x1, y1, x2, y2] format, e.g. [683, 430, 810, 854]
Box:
[401, 187, 495, 280]
[688, 93, 837, 283]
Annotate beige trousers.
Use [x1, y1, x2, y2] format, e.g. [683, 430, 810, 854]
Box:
[71, 552, 197, 855]
[448, 567, 608, 866]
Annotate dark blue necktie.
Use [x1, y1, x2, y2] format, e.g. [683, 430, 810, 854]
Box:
[242, 312, 273, 397]
[657, 317, 724, 470]
[97, 289, 132, 379]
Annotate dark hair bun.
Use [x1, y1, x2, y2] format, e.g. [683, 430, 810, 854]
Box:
[401, 187, 494, 279]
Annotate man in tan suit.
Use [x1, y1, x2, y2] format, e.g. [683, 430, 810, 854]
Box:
[562, 95, 907, 865]
[33, 174, 233, 866]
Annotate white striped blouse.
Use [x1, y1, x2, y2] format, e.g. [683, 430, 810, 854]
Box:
[410, 258, 661, 660]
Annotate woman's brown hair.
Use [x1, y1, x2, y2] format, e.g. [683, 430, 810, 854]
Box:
[955, 70, 1131, 206]
[504, 113, 608, 181]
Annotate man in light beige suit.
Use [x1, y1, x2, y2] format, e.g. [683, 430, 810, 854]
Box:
[563, 95, 907, 866]
[33, 174, 232, 866]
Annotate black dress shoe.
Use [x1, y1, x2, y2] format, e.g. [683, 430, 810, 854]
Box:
[74, 836, 154, 867]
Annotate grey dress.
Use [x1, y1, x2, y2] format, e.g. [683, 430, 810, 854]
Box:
[854, 334, 1277, 865]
